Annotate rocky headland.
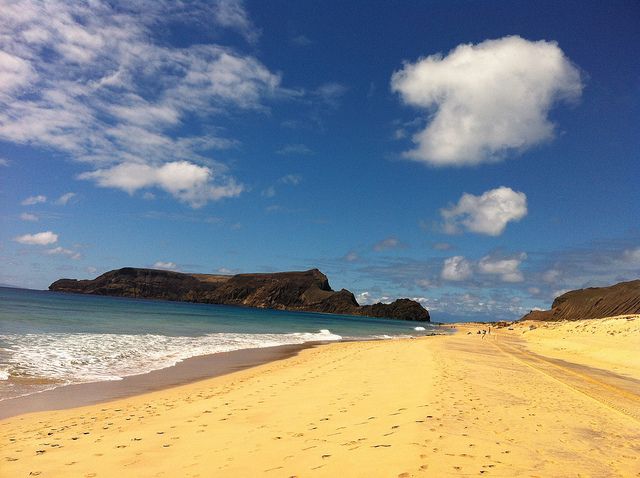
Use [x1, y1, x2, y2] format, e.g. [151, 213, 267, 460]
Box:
[520, 279, 640, 321]
[49, 268, 430, 321]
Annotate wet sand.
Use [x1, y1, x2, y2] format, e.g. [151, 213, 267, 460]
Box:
[1, 319, 639, 477]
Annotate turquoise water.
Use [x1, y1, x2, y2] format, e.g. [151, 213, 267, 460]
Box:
[0, 287, 438, 400]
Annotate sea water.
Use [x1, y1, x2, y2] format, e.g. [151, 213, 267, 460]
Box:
[0, 287, 440, 400]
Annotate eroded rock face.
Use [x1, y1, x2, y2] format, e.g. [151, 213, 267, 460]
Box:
[520, 279, 640, 321]
[49, 268, 430, 322]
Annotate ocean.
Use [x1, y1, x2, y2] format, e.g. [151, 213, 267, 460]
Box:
[0, 287, 440, 401]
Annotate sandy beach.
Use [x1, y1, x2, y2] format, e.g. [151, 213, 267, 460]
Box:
[2, 317, 639, 477]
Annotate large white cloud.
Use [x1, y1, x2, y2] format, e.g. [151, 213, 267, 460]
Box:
[14, 231, 58, 245]
[0, 1, 282, 207]
[391, 36, 583, 166]
[441, 186, 527, 236]
[441, 256, 473, 281]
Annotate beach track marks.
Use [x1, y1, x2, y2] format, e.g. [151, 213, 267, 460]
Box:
[492, 338, 640, 422]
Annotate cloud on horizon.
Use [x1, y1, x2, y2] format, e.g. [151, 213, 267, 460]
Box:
[391, 36, 583, 166]
[153, 261, 178, 271]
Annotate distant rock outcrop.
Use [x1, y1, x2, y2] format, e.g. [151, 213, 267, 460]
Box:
[520, 280, 640, 321]
[49, 268, 430, 322]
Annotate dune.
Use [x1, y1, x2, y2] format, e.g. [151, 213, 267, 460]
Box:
[1, 319, 639, 477]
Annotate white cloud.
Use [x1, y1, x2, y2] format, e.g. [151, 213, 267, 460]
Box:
[391, 36, 582, 166]
[0, 158, 9, 166]
[441, 187, 527, 236]
[373, 236, 402, 252]
[86, 266, 97, 274]
[46, 246, 81, 260]
[20, 212, 38, 221]
[0, 1, 286, 207]
[79, 161, 243, 208]
[213, 0, 260, 43]
[14, 230, 58, 245]
[21, 195, 47, 206]
[55, 192, 76, 205]
[153, 261, 177, 271]
[441, 256, 472, 281]
[478, 253, 526, 282]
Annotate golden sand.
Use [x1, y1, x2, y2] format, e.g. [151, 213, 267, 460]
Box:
[1, 318, 639, 477]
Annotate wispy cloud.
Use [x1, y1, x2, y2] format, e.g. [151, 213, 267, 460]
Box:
[261, 186, 276, 198]
[21, 195, 47, 206]
[19, 212, 38, 222]
[0, 1, 286, 207]
[46, 246, 82, 260]
[279, 174, 302, 185]
[373, 236, 405, 252]
[213, 0, 261, 43]
[55, 192, 76, 205]
[276, 144, 313, 155]
[314, 82, 348, 108]
[343, 251, 359, 262]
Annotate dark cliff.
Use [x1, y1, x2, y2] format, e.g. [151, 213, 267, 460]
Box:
[49, 268, 430, 322]
[520, 279, 640, 322]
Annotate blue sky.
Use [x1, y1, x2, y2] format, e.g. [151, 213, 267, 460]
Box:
[1, 0, 639, 320]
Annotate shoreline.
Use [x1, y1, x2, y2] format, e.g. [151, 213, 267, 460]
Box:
[0, 341, 320, 420]
[2, 318, 637, 476]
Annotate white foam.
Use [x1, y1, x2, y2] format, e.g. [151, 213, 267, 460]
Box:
[414, 326, 426, 331]
[0, 330, 342, 386]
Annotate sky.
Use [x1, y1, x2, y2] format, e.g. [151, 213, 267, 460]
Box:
[1, 0, 639, 321]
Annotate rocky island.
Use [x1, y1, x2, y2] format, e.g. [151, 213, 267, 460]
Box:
[49, 268, 430, 322]
[520, 279, 640, 321]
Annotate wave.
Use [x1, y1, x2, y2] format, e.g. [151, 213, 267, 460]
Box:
[0, 329, 342, 387]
